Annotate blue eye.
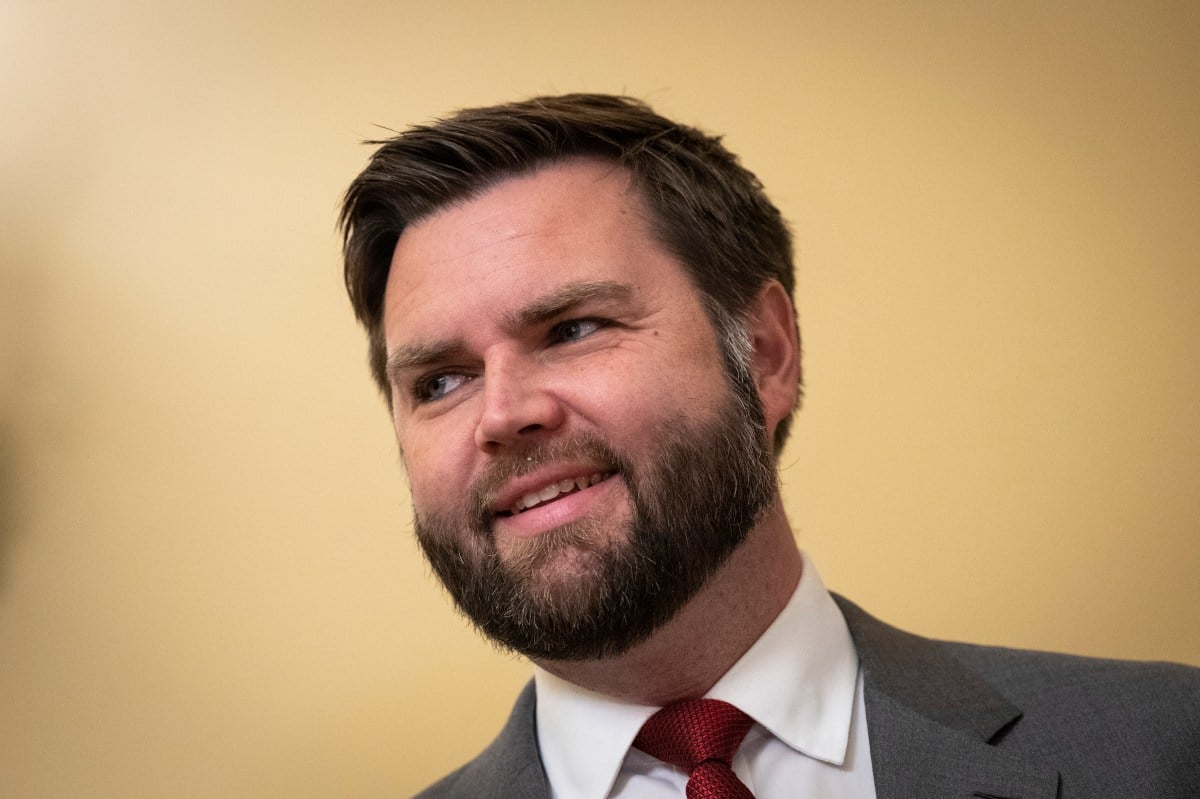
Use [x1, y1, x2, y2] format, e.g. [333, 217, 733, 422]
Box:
[551, 318, 603, 343]
[414, 372, 472, 402]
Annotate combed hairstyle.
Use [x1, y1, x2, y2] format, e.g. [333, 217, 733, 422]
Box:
[339, 93, 801, 453]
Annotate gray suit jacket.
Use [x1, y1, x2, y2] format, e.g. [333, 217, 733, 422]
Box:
[415, 595, 1200, 798]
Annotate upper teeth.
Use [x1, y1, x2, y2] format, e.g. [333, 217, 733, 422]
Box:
[512, 473, 608, 514]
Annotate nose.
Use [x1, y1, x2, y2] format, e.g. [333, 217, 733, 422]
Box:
[474, 352, 565, 452]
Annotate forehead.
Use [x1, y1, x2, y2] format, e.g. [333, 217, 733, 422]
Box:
[381, 159, 694, 336]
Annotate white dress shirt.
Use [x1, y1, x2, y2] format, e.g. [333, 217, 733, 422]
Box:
[533, 553, 876, 799]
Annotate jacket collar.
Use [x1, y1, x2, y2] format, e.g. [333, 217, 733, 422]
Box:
[471, 596, 1063, 799]
[834, 595, 1060, 799]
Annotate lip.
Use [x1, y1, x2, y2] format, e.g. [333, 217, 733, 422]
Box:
[491, 462, 615, 517]
[489, 462, 620, 539]
[493, 473, 620, 539]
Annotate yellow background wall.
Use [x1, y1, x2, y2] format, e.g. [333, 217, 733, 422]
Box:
[2, 2, 1197, 796]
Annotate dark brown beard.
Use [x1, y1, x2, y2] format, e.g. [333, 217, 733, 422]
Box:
[412, 374, 775, 661]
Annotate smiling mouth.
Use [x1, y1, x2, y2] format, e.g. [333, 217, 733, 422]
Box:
[498, 472, 614, 517]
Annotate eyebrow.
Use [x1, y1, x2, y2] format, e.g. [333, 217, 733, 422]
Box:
[385, 339, 468, 383]
[385, 280, 633, 384]
[504, 280, 632, 329]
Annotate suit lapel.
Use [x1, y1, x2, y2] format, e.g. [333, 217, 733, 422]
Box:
[834, 595, 1060, 799]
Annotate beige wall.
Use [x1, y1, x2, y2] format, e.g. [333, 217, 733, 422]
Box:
[2, 1, 1197, 796]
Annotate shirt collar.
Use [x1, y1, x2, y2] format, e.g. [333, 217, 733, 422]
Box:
[533, 552, 859, 799]
[706, 552, 859, 766]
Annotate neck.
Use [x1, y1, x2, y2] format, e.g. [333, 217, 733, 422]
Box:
[532, 498, 802, 706]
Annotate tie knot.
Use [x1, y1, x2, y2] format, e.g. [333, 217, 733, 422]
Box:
[633, 699, 756, 773]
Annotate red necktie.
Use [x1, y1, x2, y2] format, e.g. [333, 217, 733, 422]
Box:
[633, 698, 756, 799]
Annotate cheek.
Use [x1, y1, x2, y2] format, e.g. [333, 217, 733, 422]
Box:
[565, 353, 725, 439]
[396, 420, 476, 515]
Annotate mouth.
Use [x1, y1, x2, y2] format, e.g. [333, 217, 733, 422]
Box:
[497, 471, 614, 517]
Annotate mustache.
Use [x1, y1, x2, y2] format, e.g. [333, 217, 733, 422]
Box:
[467, 432, 630, 531]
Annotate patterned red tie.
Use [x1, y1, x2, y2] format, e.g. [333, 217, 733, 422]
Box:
[633, 698, 756, 799]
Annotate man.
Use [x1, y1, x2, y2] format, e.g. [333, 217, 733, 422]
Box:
[339, 95, 1198, 798]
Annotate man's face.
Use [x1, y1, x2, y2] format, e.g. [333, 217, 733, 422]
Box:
[381, 159, 775, 660]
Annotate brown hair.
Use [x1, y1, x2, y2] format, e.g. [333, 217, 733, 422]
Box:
[339, 93, 800, 452]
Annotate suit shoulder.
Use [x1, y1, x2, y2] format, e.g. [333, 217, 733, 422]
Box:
[411, 682, 548, 799]
[412, 746, 545, 799]
[946, 641, 1200, 775]
[834, 596, 1200, 792]
[946, 639, 1200, 708]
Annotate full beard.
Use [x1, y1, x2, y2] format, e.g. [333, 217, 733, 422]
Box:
[412, 377, 776, 661]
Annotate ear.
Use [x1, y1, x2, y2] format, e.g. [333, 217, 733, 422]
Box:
[746, 281, 801, 437]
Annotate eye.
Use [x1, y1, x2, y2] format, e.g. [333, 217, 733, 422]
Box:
[550, 318, 604, 344]
[412, 372, 473, 403]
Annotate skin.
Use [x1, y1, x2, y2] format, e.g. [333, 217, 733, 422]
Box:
[381, 158, 804, 705]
